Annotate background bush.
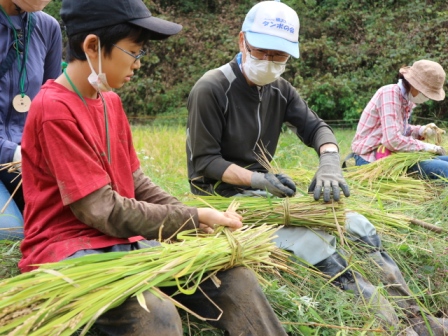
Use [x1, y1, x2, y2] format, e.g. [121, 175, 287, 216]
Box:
[44, 0, 448, 125]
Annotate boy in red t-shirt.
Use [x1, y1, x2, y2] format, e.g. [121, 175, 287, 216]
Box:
[19, 0, 287, 335]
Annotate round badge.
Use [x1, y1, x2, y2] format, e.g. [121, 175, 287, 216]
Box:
[12, 94, 31, 113]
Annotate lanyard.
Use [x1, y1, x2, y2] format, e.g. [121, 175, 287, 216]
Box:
[63, 67, 112, 164]
[0, 6, 33, 98]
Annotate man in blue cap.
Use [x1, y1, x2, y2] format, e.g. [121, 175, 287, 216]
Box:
[186, 1, 448, 334]
[187, 0, 347, 200]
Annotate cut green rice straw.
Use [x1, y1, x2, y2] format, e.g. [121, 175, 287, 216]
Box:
[284, 166, 432, 205]
[185, 195, 346, 233]
[185, 195, 438, 243]
[0, 224, 289, 336]
[343, 152, 435, 183]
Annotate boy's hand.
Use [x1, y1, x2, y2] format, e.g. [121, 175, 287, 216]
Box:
[197, 208, 242, 233]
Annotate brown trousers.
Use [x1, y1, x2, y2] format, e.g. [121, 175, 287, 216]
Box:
[95, 267, 286, 336]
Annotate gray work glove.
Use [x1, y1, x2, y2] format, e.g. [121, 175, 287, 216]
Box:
[308, 152, 350, 202]
[251, 172, 296, 198]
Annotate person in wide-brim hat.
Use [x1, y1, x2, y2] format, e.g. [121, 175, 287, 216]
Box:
[351, 58, 448, 181]
[399, 59, 445, 101]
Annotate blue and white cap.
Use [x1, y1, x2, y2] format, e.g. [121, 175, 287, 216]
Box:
[242, 0, 300, 58]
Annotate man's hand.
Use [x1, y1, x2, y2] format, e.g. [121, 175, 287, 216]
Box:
[251, 172, 296, 197]
[308, 152, 350, 202]
[275, 173, 297, 193]
[197, 208, 242, 233]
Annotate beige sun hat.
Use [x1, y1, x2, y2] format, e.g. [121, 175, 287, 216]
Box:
[399, 60, 446, 101]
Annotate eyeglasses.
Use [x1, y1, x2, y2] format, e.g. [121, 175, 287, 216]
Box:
[244, 38, 290, 64]
[113, 44, 146, 63]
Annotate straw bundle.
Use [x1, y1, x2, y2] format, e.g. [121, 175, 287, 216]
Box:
[421, 123, 445, 145]
[0, 225, 288, 336]
[342, 152, 436, 205]
[284, 163, 432, 206]
[347, 175, 431, 203]
[185, 195, 346, 232]
[250, 149, 440, 237]
[343, 152, 435, 183]
[185, 195, 426, 238]
[0, 161, 21, 175]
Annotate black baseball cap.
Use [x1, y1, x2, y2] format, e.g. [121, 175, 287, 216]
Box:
[61, 0, 182, 39]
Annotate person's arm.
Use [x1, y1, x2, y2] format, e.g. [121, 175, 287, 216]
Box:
[187, 71, 234, 181]
[221, 164, 252, 186]
[319, 143, 339, 154]
[70, 185, 199, 239]
[283, 88, 348, 201]
[71, 166, 243, 239]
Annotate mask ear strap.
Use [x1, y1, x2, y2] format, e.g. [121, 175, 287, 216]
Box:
[98, 38, 102, 74]
[85, 51, 96, 74]
[85, 38, 101, 74]
[242, 37, 248, 53]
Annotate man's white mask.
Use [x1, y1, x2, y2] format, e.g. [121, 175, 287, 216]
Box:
[242, 41, 286, 86]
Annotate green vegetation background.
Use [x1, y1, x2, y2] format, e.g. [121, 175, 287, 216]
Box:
[43, 0, 448, 126]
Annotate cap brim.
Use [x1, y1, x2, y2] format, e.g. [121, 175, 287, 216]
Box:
[245, 31, 299, 58]
[130, 16, 182, 40]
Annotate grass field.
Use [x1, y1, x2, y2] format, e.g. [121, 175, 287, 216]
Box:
[1, 124, 447, 335]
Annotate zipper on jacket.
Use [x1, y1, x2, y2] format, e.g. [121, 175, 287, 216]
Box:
[5, 27, 24, 143]
[5, 65, 16, 142]
[253, 87, 263, 151]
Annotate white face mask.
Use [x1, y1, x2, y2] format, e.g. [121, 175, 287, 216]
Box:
[409, 92, 429, 104]
[12, 0, 51, 12]
[85, 39, 112, 92]
[242, 44, 286, 86]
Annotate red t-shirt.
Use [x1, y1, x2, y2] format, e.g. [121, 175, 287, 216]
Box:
[19, 80, 142, 272]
